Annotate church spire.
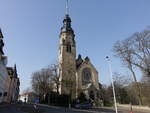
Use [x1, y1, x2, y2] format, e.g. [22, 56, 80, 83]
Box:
[61, 0, 74, 34]
[66, 0, 69, 15]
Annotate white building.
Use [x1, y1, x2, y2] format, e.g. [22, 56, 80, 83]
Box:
[0, 58, 8, 103]
[0, 29, 20, 103]
[0, 29, 9, 103]
[19, 92, 39, 103]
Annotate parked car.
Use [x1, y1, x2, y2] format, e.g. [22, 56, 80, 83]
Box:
[17, 100, 23, 104]
[74, 102, 92, 109]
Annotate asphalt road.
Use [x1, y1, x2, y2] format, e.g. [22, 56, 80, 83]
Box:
[0, 104, 149, 113]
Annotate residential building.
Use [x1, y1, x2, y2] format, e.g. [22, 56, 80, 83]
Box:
[7, 65, 20, 103]
[0, 29, 9, 103]
[0, 28, 20, 103]
[19, 92, 39, 103]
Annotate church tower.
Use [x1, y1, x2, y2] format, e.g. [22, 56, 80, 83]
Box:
[58, 0, 77, 99]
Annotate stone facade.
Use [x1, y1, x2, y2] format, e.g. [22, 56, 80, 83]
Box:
[7, 66, 20, 103]
[76, 56, 99, 95]
[59, 15, 77, 99]
[58, 15, 100, 102]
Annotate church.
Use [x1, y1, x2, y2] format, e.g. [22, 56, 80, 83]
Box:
[58, 1, 100, 104]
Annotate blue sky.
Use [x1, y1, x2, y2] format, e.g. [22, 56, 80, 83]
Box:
[0, 0, 150, 93]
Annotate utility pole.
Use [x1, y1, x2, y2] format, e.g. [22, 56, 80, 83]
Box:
[106, 56, 118, 113]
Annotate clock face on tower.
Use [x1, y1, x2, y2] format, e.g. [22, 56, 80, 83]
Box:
[82, 68, 92, 85]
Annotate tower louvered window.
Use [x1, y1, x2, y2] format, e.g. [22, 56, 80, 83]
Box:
[66, 44, 71, 53]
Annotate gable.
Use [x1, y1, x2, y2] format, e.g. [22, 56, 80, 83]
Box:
[76, 59, 99, 90]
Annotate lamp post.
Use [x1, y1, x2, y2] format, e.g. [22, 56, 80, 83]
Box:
[106, 56, 118, 113]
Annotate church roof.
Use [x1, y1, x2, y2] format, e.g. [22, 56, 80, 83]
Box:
[76, 54, 83, 68]
[76, 54, 92, 69]
[7, 65, 18, 78]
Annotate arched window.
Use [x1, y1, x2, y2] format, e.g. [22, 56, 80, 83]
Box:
[66, 44, 71, 53]
[82, 68, 91, 85]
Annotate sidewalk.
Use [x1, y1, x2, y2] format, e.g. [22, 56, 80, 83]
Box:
[0, 102, 9, 108]
[36, 104, 102, 113]
[118, 104, 150, 111]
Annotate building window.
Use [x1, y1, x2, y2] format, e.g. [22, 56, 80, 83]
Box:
[66, 44, 71, 53]
[3, 92, 7, 97]
[82, 68, 92, 85]
[0, 92, 2, 97]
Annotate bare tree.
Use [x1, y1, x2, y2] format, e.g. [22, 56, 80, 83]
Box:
[113, 72, 132, 87]
[113, 73, 132, 104]
[113, 28, 150, 105]
[114, 39, 143, 104]
[49, 64, 60, 94]
[31, 67, 54, 101]
[114, 28, 150, 77]
[31, 63, 61, 103]
[22, 87, 32, 94]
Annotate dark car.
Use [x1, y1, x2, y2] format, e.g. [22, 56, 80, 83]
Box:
[74, 102, 92, 109]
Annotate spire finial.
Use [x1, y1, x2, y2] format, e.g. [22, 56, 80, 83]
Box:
[14, 64, 17, 72]
[0, 28, 3, 38]
[14, 64, 18, 77]
[66, 0, 69, 15]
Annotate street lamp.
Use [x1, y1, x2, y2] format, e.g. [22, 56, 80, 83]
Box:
[106, 56, 118, 113]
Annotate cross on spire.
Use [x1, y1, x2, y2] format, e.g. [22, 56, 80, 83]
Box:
[66, 0, 69, 15]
